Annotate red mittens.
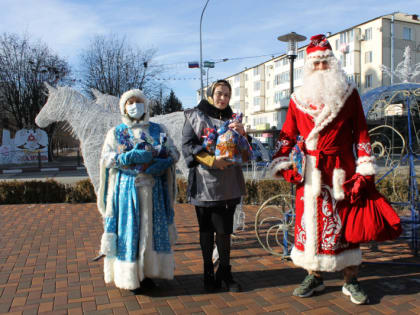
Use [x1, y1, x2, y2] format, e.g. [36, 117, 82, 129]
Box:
[280, 169, 303, 184]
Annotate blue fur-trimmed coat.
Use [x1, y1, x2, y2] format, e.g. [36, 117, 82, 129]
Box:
[97, 119, 179, 290]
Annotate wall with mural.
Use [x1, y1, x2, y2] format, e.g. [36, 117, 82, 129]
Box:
[0, 128, 48, 164]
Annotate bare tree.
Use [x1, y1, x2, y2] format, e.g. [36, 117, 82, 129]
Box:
[79, 34, 163, 98]
[0, 32, 71, 160]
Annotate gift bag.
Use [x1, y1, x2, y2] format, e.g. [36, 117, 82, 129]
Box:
[202, 127, 218, 154]
[214, 113, 251, 164]
[341, 188, 402, 244]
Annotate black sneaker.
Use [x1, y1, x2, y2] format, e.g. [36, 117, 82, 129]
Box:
[293, 274, 325, 297]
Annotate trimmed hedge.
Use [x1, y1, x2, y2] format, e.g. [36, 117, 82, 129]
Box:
[0, 176, 416, 205]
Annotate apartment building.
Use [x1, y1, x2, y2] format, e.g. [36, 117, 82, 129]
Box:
[200, 12, 420, 144]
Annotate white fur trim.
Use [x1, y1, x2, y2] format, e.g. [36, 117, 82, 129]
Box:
[333, 168, 346, 201]
[268, 157, 292, 178]
[300, 155, 322, 268]
[103, 257, 115, 284]
[305, 156, 322, 198]
[356, 156, 376, 176]
[101, 233, 117, 256]
[121, 114, 150, 127]
[143, 250, 175, 280]
[356, 162, 376, 176]
[306, 49, 334, 59]
[98, 128, 118, 218]
[291, 246, 362, 272]
[97, 158, 107, 217]
[113, 260, 141, 290]
[105, 169, 117, 217]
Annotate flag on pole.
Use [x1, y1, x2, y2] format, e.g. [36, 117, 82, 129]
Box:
[188, 61, 199, 68]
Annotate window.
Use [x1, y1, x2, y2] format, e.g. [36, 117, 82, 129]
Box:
[335, 39, 339, 50]
[294, 67, 303, 80]
[245, 74, 248, 81]
[235, 87, 240, 96]
[253, 97, 260, 106]
[348, 29, 354, 41]
[403, 27, 412, 40]
[274, 74, 280, 86]
[347, 75, 354, 82]
[340, 32, 347, 44]
[346, 53, 352, 66]
[274, 91, 282, 103]
[254, 116, 268, 125]
[275, 60, 281, 68]
[281, 89, 290, 98]
[282, 58, 289, 65]
[365, 51, 372, 63]
[281, 71, 289, 83]
[273, 113, 277, 121]
[365, 74, 373, 88]
[253, 67, 259, 75]
[340, 54, 346, 67]
[234, 75, 240, 82]
[297, 50, 304, 60]
[254, 81, 260, 91]
[365, 27, 372, 40]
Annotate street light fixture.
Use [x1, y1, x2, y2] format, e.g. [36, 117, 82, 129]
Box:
[277, 32, 306, 94]
[199, 0, 210, 100]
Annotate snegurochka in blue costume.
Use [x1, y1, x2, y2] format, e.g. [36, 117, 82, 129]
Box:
[97, 89, 179, 291]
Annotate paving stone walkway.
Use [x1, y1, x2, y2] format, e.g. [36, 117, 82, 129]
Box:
[1, 203, 420, 314]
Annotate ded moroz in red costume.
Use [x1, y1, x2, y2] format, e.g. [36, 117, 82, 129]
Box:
[269, 34, 401, 273]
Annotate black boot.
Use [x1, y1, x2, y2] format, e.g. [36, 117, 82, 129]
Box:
[140, 277, 156, 290]
[203, 263, 216, 292]
[215, 265, 242, 292]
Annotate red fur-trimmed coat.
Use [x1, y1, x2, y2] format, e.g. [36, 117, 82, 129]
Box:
[269, 84, 376, 272]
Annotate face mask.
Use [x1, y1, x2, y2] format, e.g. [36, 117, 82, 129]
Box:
[126, 102, 145, 120]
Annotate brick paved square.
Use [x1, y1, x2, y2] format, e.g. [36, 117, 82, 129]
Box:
[1, 203, 420, 314]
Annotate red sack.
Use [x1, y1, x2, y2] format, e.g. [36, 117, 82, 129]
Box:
[341, 175, 402, 244]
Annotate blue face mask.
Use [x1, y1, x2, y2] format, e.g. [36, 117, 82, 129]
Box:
[126, 102, 145, 119]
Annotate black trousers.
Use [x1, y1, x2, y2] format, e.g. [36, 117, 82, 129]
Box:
[195, 202, 237, 234]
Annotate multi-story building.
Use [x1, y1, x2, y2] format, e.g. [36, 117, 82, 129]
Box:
[199, 12, 420, 145]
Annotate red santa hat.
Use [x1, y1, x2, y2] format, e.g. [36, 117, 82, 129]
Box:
[306, 34, 334, 60]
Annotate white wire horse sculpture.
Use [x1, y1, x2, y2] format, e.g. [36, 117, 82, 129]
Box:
[35, 84, 187, 194]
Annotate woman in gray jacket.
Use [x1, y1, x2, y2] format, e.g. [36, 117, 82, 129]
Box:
[182, 80, 246, 292]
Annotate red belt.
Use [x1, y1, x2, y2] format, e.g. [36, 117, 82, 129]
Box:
[306, 147, 342, 168]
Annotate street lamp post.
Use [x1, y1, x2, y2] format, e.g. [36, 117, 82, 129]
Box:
[200, 0, 210, 100]
[277, 32, 306, 196]
[277, 32, 306, 95]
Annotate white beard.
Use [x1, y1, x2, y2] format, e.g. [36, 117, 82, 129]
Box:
[297, 58, 349, 107]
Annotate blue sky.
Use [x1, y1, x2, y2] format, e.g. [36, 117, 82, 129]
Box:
[0, 0, 417, 108]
